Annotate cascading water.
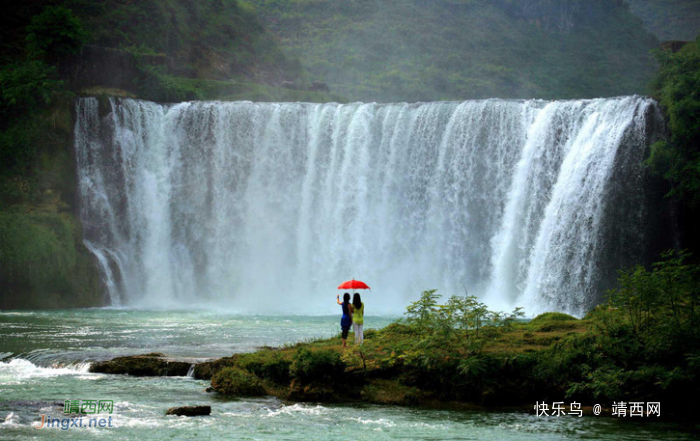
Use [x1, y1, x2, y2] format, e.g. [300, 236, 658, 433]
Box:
[74, 96, 661, 315]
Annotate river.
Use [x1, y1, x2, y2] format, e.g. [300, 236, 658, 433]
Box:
[0, 309, 692, 440]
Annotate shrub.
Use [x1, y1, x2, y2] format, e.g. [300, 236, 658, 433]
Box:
[211, 367, 265, 397]
[290, 347, 345, 383]
[0, 60, 62, 119]
[236, 350, 291, 385]
[405, 289, 441, 334]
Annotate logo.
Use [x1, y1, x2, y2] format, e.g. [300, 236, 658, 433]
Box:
[34, 399, 115, 430]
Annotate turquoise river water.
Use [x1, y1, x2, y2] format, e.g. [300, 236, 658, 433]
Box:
[0, 309, 694, 440]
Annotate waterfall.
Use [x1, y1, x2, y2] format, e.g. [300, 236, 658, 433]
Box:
[74, 96, 660, 315]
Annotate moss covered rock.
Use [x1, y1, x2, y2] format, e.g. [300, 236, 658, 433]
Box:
[90, 353, 192, 376]
[192, 356, 238, 380]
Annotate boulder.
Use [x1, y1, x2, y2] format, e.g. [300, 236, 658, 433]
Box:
[166, 406, 211, 417]
[192, 355, 237, 380]
[89, 353, 192, 376]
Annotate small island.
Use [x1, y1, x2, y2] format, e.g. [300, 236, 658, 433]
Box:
[93, 253, 698, 421]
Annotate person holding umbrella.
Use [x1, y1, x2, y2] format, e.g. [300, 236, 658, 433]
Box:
[336, 292, 353, 348]
[336, 279, 371, 347]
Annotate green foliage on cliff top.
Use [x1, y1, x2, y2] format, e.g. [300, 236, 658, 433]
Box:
[2, 0, 303, 85]
[648, 39, 700, 206]
[244, 0, 660, 102]
[25, 5, 89, 64]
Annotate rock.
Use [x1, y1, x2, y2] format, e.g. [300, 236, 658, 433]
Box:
[192, 355, 237, 380]
[287, 379, 342, 402]
[89, 353, 192, 376]
[166, 406, 211, 417]
[361, 379, 424, 405]
[309, 81, 330, 93]
[661, 40, 688, 53]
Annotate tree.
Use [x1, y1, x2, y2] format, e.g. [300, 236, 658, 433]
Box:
[405, 289, 440, 334]
[0, 60, 62, 118]
[25, 6, 88, 65]
[647, 39, 700, 206]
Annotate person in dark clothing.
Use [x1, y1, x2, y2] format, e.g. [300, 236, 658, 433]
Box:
[336, 292, 354, 348]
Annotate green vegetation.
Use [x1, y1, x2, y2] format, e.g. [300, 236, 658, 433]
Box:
[245, 0, 660, 102]
[0, 80, 101, 308]
[138, 73, 345, 103]
[211, 367, 266, 396]
[208, 254, 699, 417]
[290, 347, 345, 383]
[25, 6, 89, 64]
[625, 0, 699, 41]
[2, 0, 302, 84]
[648, 39, 700, 207]
[0, 209, 101, 309]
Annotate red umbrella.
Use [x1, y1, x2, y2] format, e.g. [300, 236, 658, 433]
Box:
[337, 279, 371, 290]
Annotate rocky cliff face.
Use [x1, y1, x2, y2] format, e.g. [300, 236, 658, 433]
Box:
[497, 0, 627, 33]
[624, 0, 699, 41]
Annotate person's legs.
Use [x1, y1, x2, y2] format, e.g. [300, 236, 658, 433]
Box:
[341, 326, 349, 347]
[352, 322, 359, 344]
[358, 323, 364, 345]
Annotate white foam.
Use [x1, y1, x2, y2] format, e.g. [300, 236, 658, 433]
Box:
[0, 358, 93, 380]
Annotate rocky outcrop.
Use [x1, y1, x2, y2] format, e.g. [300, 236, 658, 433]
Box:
[661, 41, 689, 53]
[166, 405, 211, 416]
[192, 355, 238, 380]
[63, 45, 165, 93]
[89, 353, 192, 377]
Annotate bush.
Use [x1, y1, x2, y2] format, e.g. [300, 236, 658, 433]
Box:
[290, 347, 345, 383]
[606, 250, 699, 346]
[236, 350, 291, 385]
[211, 367, 265, 397]
[0, 60, 63, 120]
